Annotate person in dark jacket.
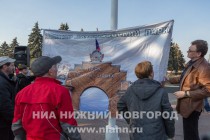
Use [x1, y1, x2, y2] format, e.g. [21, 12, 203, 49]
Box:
[117, 61, 175, 140]
[15, 64, 35, 93]
[0, 56, 16, 140]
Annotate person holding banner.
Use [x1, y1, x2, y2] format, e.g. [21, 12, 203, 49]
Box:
[12, 56, 81, 140]
[117, 61, 175, 140]
[172, 40, 210, 140]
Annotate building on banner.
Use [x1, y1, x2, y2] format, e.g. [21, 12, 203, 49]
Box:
[42, 20, 174, 112]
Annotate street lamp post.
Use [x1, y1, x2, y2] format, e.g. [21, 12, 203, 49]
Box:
[111, 0, 118, 30]
[105, 0, 120, 140]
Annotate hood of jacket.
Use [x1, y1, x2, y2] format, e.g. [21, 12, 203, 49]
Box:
[130, 78, 161, 100]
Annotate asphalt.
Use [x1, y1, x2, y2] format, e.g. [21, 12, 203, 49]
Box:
[76, 84, 210, 140]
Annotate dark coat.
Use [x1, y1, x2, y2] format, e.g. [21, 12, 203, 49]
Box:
[0, 71, 15, 128]
[15, 73, 35, 93]
[117, 78, 175, 140]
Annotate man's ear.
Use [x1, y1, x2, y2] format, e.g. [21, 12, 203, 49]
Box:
[48, 68, 53, 76]
[197, 52, 202, 57]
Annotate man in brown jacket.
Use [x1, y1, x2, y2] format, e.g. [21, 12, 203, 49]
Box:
[173, 40, 210, 140]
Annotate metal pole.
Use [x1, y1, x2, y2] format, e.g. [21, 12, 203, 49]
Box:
[106, 2, 119, 140]
[208, 54, 210, 63]
[105, 1, 119, 139]
[111, 0, 118, 30]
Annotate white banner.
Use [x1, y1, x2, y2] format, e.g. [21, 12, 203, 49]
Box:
[42, 20, 174, 82]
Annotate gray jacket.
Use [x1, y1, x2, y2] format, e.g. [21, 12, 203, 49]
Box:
[117, 78, 175, 140]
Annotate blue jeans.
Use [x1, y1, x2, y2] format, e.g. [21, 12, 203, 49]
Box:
[204, 98, 210, 112]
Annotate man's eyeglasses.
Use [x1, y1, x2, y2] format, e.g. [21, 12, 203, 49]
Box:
[187, 49, 197, 53]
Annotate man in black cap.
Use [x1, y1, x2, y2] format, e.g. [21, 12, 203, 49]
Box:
[12, 56, 81, 140]
[0, 56, 16, 140]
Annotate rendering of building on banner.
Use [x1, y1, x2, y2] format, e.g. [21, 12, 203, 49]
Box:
[42, 20, 174, 113]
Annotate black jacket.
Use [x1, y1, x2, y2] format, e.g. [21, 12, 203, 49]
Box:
[117, 78, 175, 140]
[0, 71, 16, 128]
[15, 73, 35, 93]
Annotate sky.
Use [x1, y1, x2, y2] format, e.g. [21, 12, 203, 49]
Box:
[0, 0, 210, 61]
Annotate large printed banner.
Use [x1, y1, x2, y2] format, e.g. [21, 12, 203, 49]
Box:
[42, 20, 174, 82]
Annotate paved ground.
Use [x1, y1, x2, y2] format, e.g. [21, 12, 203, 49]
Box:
[76, 84, 210, 140]
[77, 113, 210, 140]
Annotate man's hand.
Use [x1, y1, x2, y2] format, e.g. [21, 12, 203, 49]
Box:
[173, 91, 185, 99]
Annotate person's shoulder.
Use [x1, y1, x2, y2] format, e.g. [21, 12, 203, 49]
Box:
[199, 59, 210, 71]
[53, 85, 70, 99]
[15, 87, 25, 99]
[152, 82, 166, 95]
[157, 87, 166, 94]
[0, 74, 9, 85]
[52, 82, 69, 93]
[0, 72, 7, 81]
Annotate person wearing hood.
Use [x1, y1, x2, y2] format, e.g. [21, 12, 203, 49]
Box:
[117, 61, 175, 140]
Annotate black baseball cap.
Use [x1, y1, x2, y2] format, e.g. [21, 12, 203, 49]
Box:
[31, 56, 62, 76]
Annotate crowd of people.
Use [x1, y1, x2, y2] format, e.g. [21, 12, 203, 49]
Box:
[0, 56, 81, 140]
[0, 39, 210, 140]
